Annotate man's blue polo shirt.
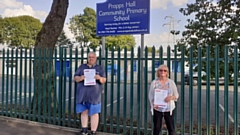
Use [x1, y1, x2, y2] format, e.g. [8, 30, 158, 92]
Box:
[74, 64, 106, 104]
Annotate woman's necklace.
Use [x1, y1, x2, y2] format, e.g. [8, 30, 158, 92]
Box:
[159, 78, 168, 86]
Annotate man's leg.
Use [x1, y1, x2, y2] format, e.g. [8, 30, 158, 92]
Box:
[81, 110, 89, 130]
[90, 113, 99, 132]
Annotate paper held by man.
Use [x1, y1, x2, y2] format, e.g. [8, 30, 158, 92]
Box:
[84, 69, 96, 86]
[154, 89, 168, 108]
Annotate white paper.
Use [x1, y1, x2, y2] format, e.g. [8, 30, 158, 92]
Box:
[84, 69, 96, 86]
[154, 89, 168, 108]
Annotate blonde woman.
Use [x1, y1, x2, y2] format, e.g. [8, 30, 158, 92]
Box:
[148, 64, 179, 135]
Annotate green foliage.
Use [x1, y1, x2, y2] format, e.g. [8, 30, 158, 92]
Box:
[0, 15, 42, 48]
[56, 31, 72, 47]
[178, 0, 240, 80]
[69, 7, 136, 50]
[147, 46, 160, 53]
[69, 7, 98, 48]
[105, 35, 135, 51]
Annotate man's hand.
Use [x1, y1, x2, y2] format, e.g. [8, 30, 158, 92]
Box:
[95, 75, 106, 84]
[94, 74, 101, 80]
[74, 75, 85, 83]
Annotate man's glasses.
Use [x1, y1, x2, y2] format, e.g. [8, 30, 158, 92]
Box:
[159, 69, 167, 72]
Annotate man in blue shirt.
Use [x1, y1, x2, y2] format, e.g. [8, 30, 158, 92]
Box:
[74, 52, 106, 135]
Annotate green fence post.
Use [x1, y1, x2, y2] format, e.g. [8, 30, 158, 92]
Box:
[167, 46, 171, 76]
[180, 46, 185, 134]
[23, 49, 27, 119]
[14, 49, 19, 118]
[48, 49, 53, 124]
[224, 46, 229, 135]
[1, 50, 5, 116]
[215, 46, 220, 135]
[59, 47, 63, 125]
[73, 47, 79, 128]
[37, 49, 42, 122]
[6, 50, 10, 117]
[233, 45, 238, 135]
[123, 47, 127, 134]
[10, 50, 18, 118]
[33, 48, 37, 121]
[43, 49, 47, 123]
[144, 47, 148, 135]
[159, 46, 163, 65]
[197, 47, 202, 135]
[28, 49, 33, 121]
[130, 47, 134, 135]
[62, 48, 67, 126]
[189, 46, 193, 135]
[68, 48, 73, 127]
[53, 48, 58, 125]
[206, 45, 211, 135]
[137, 47, 141, 135]
[110, 47, 114, 133]
[151, 46, 155, 79]
[173, 45, 178, 131]
[19, 49, 23, 119]
[116, 47, 121, 133]
[103, 47, 108, 132]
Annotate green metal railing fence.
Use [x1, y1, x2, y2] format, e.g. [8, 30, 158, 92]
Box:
[0, 46, 239, 135]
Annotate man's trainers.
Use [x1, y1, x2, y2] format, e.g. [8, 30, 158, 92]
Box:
[90, 131, 96, 135]
[80, 131, 88, 135]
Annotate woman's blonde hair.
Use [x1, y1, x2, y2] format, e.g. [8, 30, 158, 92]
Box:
[155, 64, 169, 78]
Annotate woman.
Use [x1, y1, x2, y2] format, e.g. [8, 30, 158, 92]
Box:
[148, 64, 179, 135]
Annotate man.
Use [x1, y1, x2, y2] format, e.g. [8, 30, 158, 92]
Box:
[74, 52, 106, 135]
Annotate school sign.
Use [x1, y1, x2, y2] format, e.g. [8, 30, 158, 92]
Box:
[96, 0, 150, 36]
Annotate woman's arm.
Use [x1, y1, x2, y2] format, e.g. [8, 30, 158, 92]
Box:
[171, 80, 179, 100]
[148, 81, 155, 104]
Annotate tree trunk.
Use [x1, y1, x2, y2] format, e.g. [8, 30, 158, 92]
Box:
[31, 0, 69, 117]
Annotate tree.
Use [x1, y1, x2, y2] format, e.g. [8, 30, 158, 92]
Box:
[147, 46, 160, 53]
[69, 7, 98, 48]
[56, 31, 73, 47]
[32, 0, 69, 115]
[0, 15, 42, 48]
[0, 17, 3, 43]
[178, 0, 240, 80]
[105, 35, 135, 51]
[69, 7, 136, 50]
[18, 16, 42, 48]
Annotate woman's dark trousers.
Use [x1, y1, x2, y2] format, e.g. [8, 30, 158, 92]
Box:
[153, 110, 176, 135]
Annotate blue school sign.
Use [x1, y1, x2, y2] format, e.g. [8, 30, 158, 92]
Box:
[96, 0, 150, 36]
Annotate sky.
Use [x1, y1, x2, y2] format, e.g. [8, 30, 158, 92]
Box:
[0, 0, 193, 50]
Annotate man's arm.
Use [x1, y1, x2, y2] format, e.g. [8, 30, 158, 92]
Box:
[94, 75, 106, 84]
[99, 77, 106, 84]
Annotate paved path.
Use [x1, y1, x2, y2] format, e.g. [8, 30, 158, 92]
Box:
[0, 116, 116, 135]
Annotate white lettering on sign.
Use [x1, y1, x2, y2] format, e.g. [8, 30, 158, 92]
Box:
[126, 1, 136, 7]
[114, 15, 130, 21]
[108, 3, 124, 10]
[126, 8, 147, 14]
[99, 10, 125, 16]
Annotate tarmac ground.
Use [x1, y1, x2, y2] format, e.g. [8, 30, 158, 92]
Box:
[0, 116, 116, 135]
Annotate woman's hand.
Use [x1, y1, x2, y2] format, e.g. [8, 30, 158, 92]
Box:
[164, 95, 174, 102]
[153, 104, 158, 110]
